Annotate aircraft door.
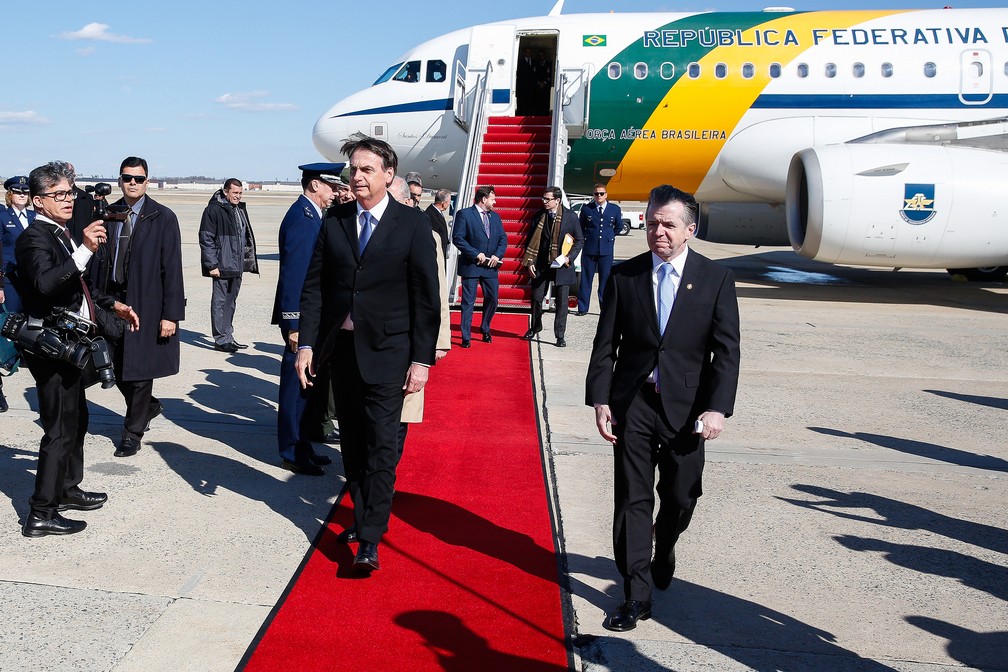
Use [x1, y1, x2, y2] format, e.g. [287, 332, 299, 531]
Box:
[562, 64, 592, 138]
[466, 24, 517, 114]
[959, 49, 992, 105]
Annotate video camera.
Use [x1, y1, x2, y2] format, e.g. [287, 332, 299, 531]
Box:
[0, 308, 116, 389]
[85, 182, 130, 222]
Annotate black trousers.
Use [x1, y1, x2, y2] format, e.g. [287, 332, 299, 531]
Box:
[24, 353, 87, 517]
[613, 384, 704, 602]
[330, 331, 405, 545]
[529, 268, 571, 339]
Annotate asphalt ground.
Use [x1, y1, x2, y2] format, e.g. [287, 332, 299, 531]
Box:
[1, 190, 1006, 671]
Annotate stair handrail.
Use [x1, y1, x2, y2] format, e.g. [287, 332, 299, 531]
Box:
[547, 69, 569, 191]
[447, 59, 494, 305]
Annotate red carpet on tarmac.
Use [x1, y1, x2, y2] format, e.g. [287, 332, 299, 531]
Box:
[241, 313, 570, 671]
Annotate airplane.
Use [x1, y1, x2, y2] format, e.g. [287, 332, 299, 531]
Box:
[312, 4, 1008, 282]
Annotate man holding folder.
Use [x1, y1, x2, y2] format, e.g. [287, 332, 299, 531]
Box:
[521, 186, 584, 347]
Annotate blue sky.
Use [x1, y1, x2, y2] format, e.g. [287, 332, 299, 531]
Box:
[1, 0, 1002, 180]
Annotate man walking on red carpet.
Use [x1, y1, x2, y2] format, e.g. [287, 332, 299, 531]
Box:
[296, 137, 440, 573]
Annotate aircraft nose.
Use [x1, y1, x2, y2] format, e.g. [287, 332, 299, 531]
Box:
[312, 109, 348, 162]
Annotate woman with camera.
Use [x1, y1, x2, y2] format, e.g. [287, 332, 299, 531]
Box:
[14, 161, 138, 538]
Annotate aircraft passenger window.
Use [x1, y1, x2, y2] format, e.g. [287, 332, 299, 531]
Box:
[853, 62, 865, 78]
[608, 62, 622, 80]
[634, 62, 648, 80]
[374, 62, 404, 85]
[881, 62, 894, 78]
[769, 63, 781, 78]
[393, 60, 421, 83]
[825, 63, 837, 78]
[742, 63, 755, 79]
[797, 63, 808, 78]
[1004, 61, 1008, 76]
[660, 62, 675, 80]
[688, 62, 701, 79]
[426, 60, 447, 83]
[924, 62, 937, 78]
[969, 61, 983, 78]
[715, 63, 727, 79]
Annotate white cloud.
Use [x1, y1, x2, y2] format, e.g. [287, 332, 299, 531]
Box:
[0, 111, 50, 126]
[215, 91, 297, 112]
[60, 23, 152, 44]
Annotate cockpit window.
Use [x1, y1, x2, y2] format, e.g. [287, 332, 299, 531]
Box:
[373, 62, 403, 85]
[393, 60, 422, 83]
[427, 60, 447, 83]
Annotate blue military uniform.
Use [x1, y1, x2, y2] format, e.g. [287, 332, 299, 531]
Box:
[271, 163, 344, 468]
[577, 198, 622, 314]
[2, 176, 34, 313]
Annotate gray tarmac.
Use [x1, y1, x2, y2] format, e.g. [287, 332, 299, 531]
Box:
[1, 191, 1005, 671]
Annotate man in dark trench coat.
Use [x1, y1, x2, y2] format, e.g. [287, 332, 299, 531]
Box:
[91, 156, 185, 457]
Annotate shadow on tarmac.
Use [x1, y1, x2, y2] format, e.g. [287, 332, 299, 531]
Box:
[809, 426, 1008, 473]
[924, 388, 1008, 412]
[570, 565, 901, 671]
[779, 484, 1008, 669]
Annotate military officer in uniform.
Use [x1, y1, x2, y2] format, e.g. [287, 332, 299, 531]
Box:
[272, 163, 344, 475]
[1, 176, 34, 412]
[577, 183, 622, 315]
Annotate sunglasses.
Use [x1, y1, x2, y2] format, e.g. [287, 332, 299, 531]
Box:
[594, 191, 606, 196]
[121, 174, 148, 184]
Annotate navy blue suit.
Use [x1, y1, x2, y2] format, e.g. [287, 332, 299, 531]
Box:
[1, 206, 35, 312]
[271, 195, 327, 463]
[452, 205, 506, 341]
[578, 200, 622, 314]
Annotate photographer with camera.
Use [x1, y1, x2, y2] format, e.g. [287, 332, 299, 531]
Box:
[13, 161, 138, 537]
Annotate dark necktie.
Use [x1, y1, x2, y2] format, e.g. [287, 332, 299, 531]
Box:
[114, 211, 134, 285]
[61, 227, 96, 324]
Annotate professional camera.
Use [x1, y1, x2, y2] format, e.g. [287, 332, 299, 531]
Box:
[0, 309, 116, 389]
[85, 182, 130, 222]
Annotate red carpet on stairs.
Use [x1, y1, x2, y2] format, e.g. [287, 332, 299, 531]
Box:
[241, 313, 569, 671]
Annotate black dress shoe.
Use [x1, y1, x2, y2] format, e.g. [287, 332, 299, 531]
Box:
[0, 390, 8, 412]
[482, 333, 492, 343]
[115, 436, 140, 457]
[309, 452, 332, 466]
[460, 340, 471, 348]
[22, 512, 87, 537]
[318, 429, 340, 444]
[281, 459, 324, 476]
[58, 488, 108, 511]
[144, 399, 164, 432]
[521, 329, 538, 341]
[354, 541, 380, 571]
[651, 548, 676, 590]
[556, 337, 566, 347]
[214, 342, 238, 353]
[575, 311, 588, 316]
[336, 525, 358, 543]
[233, 341, 249, 349]
[603, 600, 652, 632]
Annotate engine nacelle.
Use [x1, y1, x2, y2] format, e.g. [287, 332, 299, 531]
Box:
[786, 144, 1008, 268]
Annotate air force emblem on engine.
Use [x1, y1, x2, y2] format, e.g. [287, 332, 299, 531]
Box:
[900, 183, 936, 225]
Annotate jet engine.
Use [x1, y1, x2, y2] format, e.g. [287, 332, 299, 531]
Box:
[786, 143, 1008, 273]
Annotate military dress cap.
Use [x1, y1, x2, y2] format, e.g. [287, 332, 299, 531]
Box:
[3, 176, 29, 192]
[298, 162, 345, 184]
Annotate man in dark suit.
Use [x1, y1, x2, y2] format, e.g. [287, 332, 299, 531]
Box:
[90, 157, 185, 458]
[586, 185, 741, 631]
[577, 182, 622, 315]
[15, 161, 138, 537]
[424, 188, 451, 259]
[296, 137, 439, 573]
[520, 186, 583, 347]
[271, 162, 343, 476]
[452, 185, 506, 347]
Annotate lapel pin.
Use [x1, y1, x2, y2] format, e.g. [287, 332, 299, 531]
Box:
[686, 283, 693, 290]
